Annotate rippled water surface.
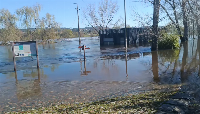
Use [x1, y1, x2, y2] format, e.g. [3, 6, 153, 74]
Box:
[0, 37, 200, 112]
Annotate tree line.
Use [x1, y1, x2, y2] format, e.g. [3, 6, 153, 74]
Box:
[0, 4, 95, 45]
[151, 0, 200, 50]
[0, 0, 198, 49]
[83, 0, 200, 50]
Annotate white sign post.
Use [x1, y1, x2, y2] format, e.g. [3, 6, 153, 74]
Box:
[12, 41, 39, 71]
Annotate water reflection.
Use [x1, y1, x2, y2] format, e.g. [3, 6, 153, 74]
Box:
[15, 68, 41, 100]
[125, 50, 128, 79]
[2, 38, 200, 112]
[154, 39, 200, 84]
[198, 39, 200, 76]
[152, 51, 159, 82]
[80, 59, 91, 76]
[2, 39, 200, 103]
[181, 42, 188, 82]
[2, 39, 200, 84]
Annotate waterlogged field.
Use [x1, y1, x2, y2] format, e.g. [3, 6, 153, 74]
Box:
[0, 37, 200, 113]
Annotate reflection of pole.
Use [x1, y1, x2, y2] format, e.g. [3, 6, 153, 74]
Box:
[79, 43, 81, 52]
[84, 59, 86, 74]
[36, 41, 39, 68]
[124, 0, 127, 50]
[80, 59, 82, 73]
[37, 68, 40, 82]
[84, 46, 86, 74]
[79, 45, 91, 76]
[12, 42, 17, 72]
[83, 45, 86, 62]
[15, 71, 18, 84]
[125, 49, 128, 78]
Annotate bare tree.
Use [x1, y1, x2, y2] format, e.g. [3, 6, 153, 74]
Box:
[145, 0, 190, 42]
[83, 0, 119, 33]
[159, 0, 191, 41]
[187, 0, 200, 38]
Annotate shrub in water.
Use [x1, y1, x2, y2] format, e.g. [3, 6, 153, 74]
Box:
[158, 33, 180, 50]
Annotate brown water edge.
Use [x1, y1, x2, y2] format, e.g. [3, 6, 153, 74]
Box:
[19, 86, 182, 113]
[0, 80, 181, 113]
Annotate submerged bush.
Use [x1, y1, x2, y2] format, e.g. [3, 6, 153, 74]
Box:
[158, 33, 180, 50]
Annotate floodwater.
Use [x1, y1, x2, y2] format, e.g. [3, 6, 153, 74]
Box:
[0, 37, 200, 112]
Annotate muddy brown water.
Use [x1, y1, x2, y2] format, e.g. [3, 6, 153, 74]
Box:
[0, 37, 199, 112]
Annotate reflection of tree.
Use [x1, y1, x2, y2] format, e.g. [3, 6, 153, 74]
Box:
[158, 49, 180, 76]
[158, 50, 180, 63]
[23, 69, 38, 78]
[23, 68, 47, 78]
[181, 42, 188, 82]
[152, 51, 159, 82]
[4, 72, 16, 79]
[185, 48, 198, 73]
[172, 59, 178, 77]
[40, 43, 58, 59]
[198, 39, 200, 76]
[100, 53, 140, 60]
[7, 46, 13, 62]
[41, 64, 60, 72]
[16, 79, 41, 100]
[101, 59, 118, 75]
[48, 43, 55, 49]
[50, 64, 59, 72]
[156, 39, 200, 83]
[93, 59, 98, 68]
[99, 52, 151, 77]
[15, 69, 41, 100]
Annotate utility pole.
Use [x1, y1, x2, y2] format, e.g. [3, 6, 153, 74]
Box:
[124, 0, 127, 50]
[74, 3, 81, 44]
[124, 0, 128, 80]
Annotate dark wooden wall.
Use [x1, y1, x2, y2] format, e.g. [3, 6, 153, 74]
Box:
[99, 28, 152, 46]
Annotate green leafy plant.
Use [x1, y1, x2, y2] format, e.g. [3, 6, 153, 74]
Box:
[158, 33, 180, 50]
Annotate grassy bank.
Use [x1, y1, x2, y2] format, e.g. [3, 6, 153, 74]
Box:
[9, 90, 178, 114]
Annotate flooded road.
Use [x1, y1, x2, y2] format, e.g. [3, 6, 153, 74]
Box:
[0, 37, 200, 112]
